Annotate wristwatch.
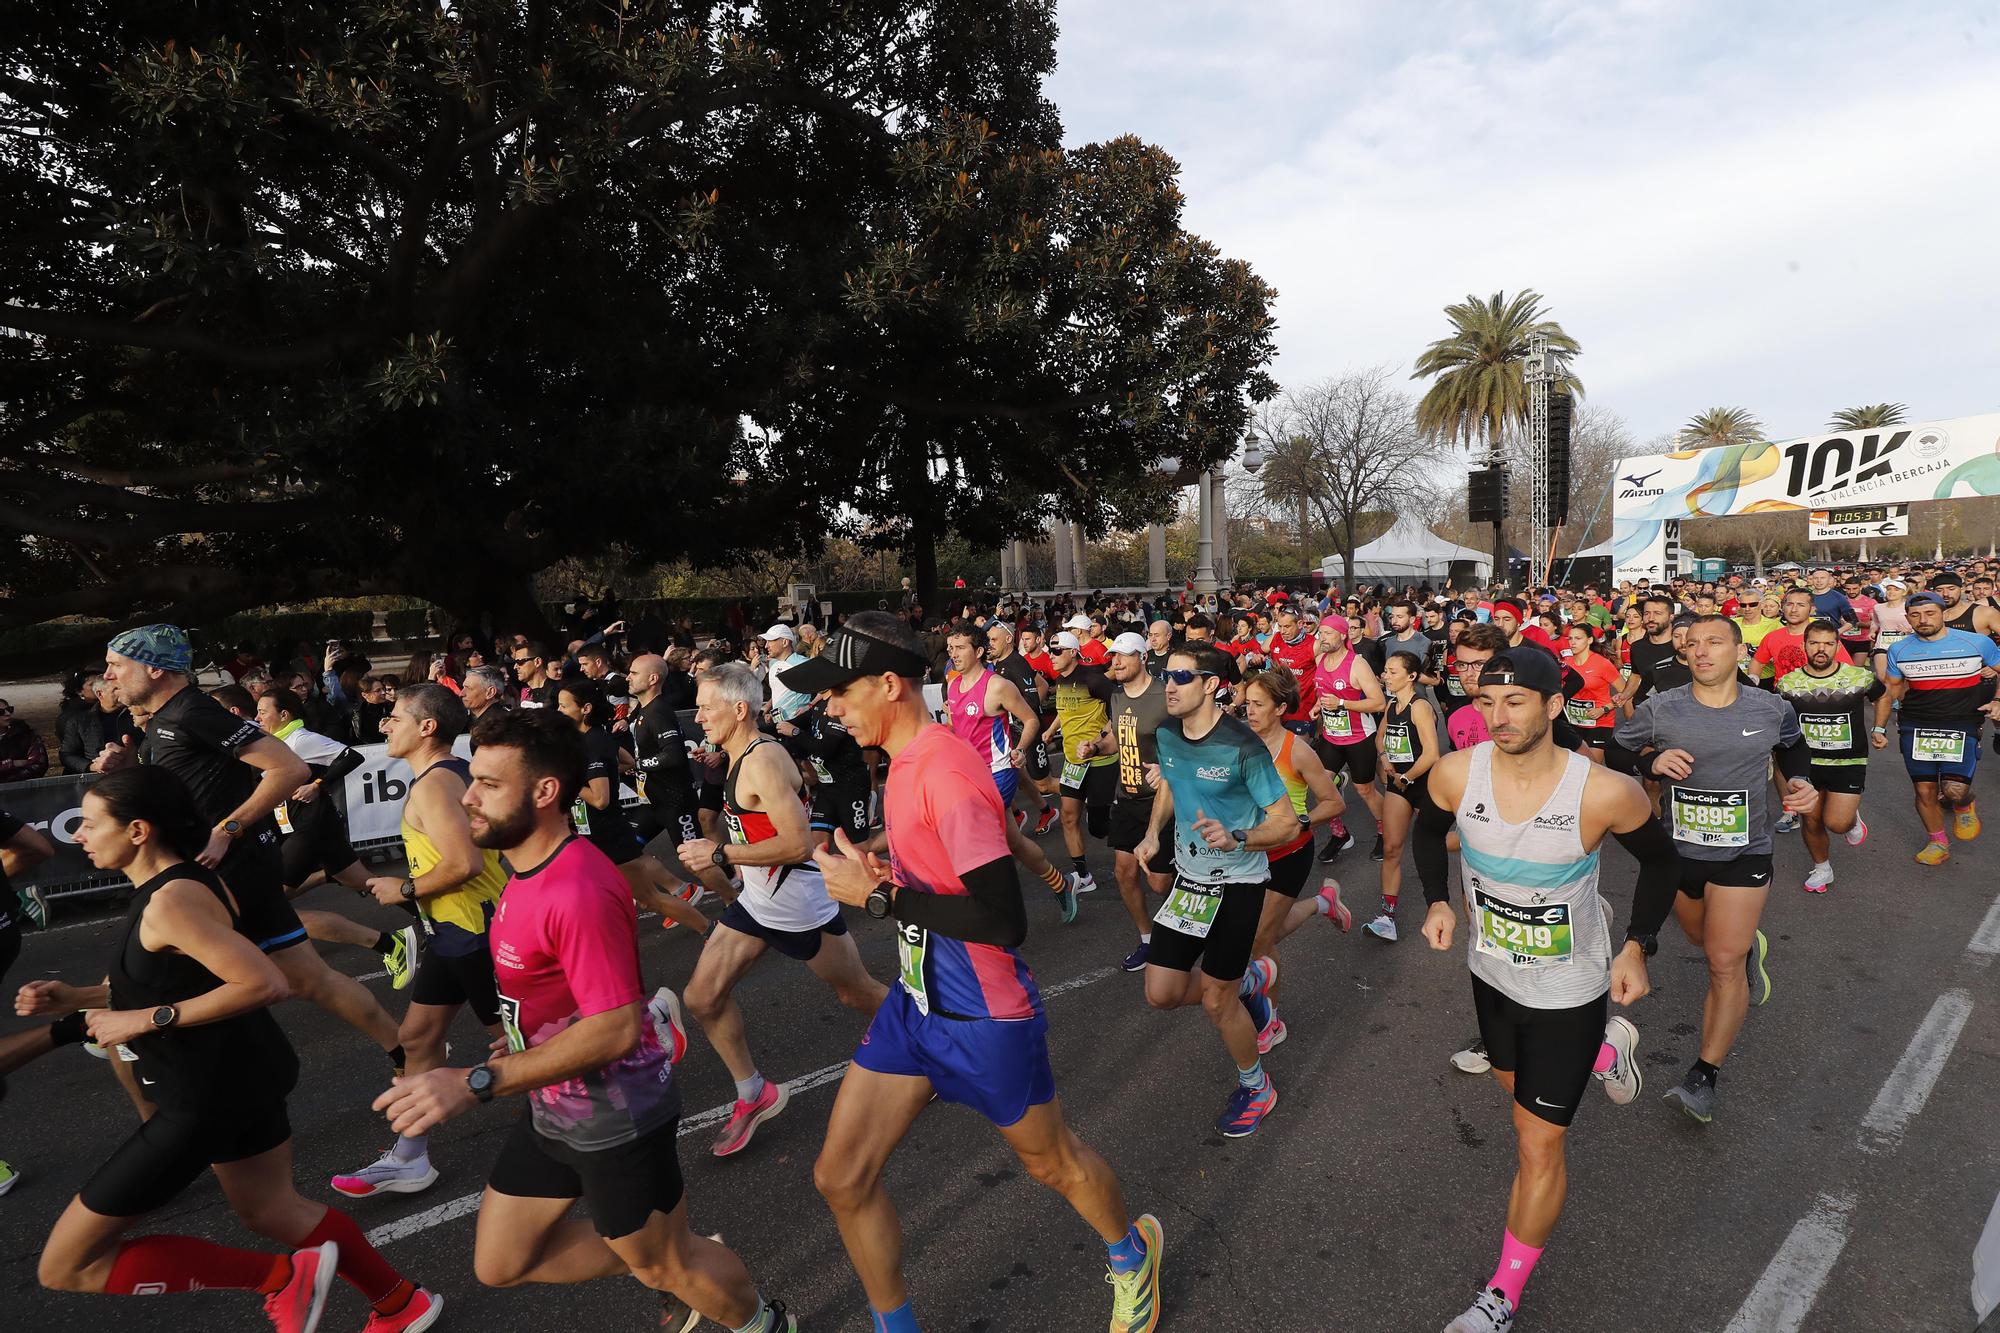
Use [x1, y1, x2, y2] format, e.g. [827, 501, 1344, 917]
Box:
[466, 1064, 496, 1103]
[1870, 726, 1887, 736]
[710, 845, 731, 871]
[865, 885, 894, 919]
[399, 877, 417, 902]
[150, 1005, 179, 1029]
[220, 819, 244, 841]
[1625, 932, 1659, 958]
[1228, 827, 1249, 850]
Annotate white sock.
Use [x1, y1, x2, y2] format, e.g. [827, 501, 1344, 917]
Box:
[1139, 933, 1151, 944]
[1812, 860, 1832, 873]
[735, 1073, 766, 1103]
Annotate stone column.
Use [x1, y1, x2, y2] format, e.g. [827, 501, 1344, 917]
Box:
[998, 543, 1015, 592]
[1147, 523, 1168, 591]
[1070, 522, 1090, 591]
[1210, 471, 1231, 589]
[1052, 521, 1075, 592]
[1192, 471, 1218, 595]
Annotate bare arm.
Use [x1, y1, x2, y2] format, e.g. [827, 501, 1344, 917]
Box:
[994, 678, 1041, 754]
[490, 1003, 643, 1097]
[222, 735, 312, 832]
[1348, 658, 1388, 714]
[405, 771, 485, 896]
[1289, 737, 1346, 827]
[0, 822, 56, 880]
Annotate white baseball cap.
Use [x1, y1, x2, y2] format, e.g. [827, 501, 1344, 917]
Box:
[1110, 631, 1148, 656]
[1063, 614, 1092, 631]
[1053, 631, 1083, 651]
[761, 624, 797, 642]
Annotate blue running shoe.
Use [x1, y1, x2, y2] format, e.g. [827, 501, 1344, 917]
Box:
[1241, 989, 1272, 1032]
[1215, 1077, 1278, 1137]
[1121, 941, 1150, 972]
[1057, 876, 1080, 925]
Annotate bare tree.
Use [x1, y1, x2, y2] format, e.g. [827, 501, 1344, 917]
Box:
[1251, 367, 1450, 586]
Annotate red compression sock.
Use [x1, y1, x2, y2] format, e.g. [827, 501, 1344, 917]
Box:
[104, 1235, 290, 1295]
[296, 1206, 409, 1309]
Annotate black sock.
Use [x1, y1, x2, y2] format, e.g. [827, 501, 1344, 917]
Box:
[1072, 856, 1088, 875]
[389, 1044, 406, 1072]
[1691, 1058, 1719, 1084]
[372, 930, 395, 956]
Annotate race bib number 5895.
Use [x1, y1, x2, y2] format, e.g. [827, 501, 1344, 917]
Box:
[1671, 787, 1750, 847]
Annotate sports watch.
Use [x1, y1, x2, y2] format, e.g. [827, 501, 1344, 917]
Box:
[865, 885, 893, 919]
[150, 1005, 179, 1029]
[221, 819, 244, 840]
[466, 1064, 497, 1103]
[1228, 827, 1249, 850]
[710, 845, 731, 871]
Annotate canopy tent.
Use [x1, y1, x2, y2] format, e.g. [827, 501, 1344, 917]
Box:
[1321, 518, 1493, 583]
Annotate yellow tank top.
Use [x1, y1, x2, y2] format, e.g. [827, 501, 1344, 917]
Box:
[403, 759, 507, 945]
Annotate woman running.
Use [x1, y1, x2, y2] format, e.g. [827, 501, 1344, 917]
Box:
[19, 766, 440, 1333]
[1366, 651, 1440, 943]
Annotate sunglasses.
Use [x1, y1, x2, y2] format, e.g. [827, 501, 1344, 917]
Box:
[1161, 668, 1216, 686]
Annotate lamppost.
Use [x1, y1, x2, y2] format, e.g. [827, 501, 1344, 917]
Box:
[1196, 437, 1264, 595]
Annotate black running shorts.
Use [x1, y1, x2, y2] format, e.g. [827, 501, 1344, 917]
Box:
[1676, 852, 1773, 899]
[1148, 877, 1266, 982]
[1315, 737, 1379, 788]
[411, 941, 502, 1026]
[1265, 839, 1315, 899]
[1808, 764, 1866, 796]
[218, 835, 308, 953]
[82, 1100, 293, 1216]
[1470, 974, 1608, 1129]
[487, 1113, 685, 1240]
[1108, 798, 1172, 875]
[1059, 760, 1115, 808]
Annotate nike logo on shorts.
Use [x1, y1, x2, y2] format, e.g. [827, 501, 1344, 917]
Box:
[1534, 1096, 1566, 1109]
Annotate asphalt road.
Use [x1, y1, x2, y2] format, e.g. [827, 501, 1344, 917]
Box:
[3, 757, 1997, 1333]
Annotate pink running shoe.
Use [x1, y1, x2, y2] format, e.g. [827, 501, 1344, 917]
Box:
[712, 1078, 790, 1157]
[1317, 881, 1352, 931]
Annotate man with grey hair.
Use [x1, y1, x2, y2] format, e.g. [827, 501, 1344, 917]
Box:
[461, 663, 511, 743]
[675, 661, 887, 1159]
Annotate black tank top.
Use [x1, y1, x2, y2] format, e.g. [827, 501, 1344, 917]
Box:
[1381, 695, 1429, 775]
[108, 862, 298, 1110]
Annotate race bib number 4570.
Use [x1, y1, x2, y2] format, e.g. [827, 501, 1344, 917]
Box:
[1671, 787, 1750, 847]
[1911, 729, 1968, 765]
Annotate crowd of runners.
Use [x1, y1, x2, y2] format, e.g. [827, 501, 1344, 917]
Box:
[1, 556, 1997, 1333]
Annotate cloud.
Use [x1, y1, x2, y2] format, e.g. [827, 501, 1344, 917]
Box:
[1049, 0, 2000, 446]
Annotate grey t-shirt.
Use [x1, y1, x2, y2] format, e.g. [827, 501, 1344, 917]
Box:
[1614, 685, 1800, 860]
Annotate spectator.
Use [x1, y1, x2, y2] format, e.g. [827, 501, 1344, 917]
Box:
[221, 643, 263, 682]
[57, 674, 135, 775]
[0, 698, 49, 782]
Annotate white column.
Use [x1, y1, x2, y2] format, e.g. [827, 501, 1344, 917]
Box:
[998, 544, 1015, 591]
[1192, 471, 1218, 595]
[1052, 522, 1075, 592]
[1071, 522, 1089, 591]
[1147, 523, 1168, 591]
[1009, 539, 1028, 592]
[1210, 471, 1231, 588]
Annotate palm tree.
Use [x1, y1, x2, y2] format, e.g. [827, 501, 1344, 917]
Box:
[1252, 431, 1321, 574]
[1413, 290, 1582, 583]
[1828, 403, 1907, 430]
[1680, 407, 1764, 449]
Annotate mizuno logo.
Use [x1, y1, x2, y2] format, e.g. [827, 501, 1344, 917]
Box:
[1621, 470, 1662, 488]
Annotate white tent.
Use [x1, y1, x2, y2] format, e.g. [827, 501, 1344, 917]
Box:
[1321, 517, 1493, 582]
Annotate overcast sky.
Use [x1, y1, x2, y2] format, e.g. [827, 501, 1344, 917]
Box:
[1047, 0, 2000, 453]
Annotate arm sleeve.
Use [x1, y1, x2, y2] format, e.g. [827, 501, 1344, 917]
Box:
[1612, 817, 1679, 939]
[319, 746, 365, 786]
[893, 856, 1027, 948]
[1414, 800, 1457, 907]
[1774, 734, 1813, 783]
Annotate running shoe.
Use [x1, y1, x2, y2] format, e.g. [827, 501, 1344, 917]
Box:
[1013, 808, 1029, 833]
[1318, 823, 1353, 863]
[1121, 941, 1150, 972]
[1073, 871, 1098, 894]
[1844, 816, 1868, 847]
[18, 885, 47, 930]
[1370, 833, 1386, 862]
[330, 1147, 439, 1198]
[382, 926, 419, 991]
[1035, 808, 1060, 836]
[0, 1159, 18, 1196]
[1317, 880, 1352, 931]
[1802, 865, 1834, 894]
[362, 1287, 443, 1333]
[712, 1079, 789, 1158]
[1746, 928, 1771, 1007]
[1916, 840, 1950, 866]
[1244, 955, 1279, 998]
[264, 1241, 338, 1333]
[1106, 1213, 1165, 1333]
[1662, 1070, 1717, 1124]
[1595, 1015, 1642, 1105]
[1774, 811, 1801, 834]
[1450, 1038, 1490, 1075]
[1057, 876, 1080, 925]
[648, 987, 688, 1065]
[82, 1041, 110, 1061]
[1954, 802, 1981, 840]
[1215, 1077, 1278, 1137]
[1363, 913, 1398, 943]
[1256, 1016, 1288, 1054]
[658, 1291, 699, 1333]
[1443, 1287, 1515, 1333]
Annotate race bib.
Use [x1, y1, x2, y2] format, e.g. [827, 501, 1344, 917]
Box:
[1671, 787, 1750, 848]
[1320, 700, 1354, 740]
[1877, 630, 1910, 649]
[1564, 698, 1601, 727]
[1801, 713, 1852, 752]
[1061, 760, 1086, 787]
[896, 922, 931, 1016]
[1444, 674, 1467, 699]
[1473, 892, 1574, 967]
[274, 802, 293, 835]
[497, 992, 527, 1054]
[1911, 728, 1968, 764]
[1384, 723, 1414, 766]
[570, 798, 593, 836]
[809, 755, 834, 785]
[1154, 878, 1223, 939]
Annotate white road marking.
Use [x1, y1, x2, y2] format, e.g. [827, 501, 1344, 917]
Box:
[367, 961, 1124, 1247]
[1857, 988, 1973, 1153]
[1966, 890, 2000, 965]
[1721, 1192, 1855, 1333]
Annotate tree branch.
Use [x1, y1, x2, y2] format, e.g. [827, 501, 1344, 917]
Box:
[0, 302, 352, 369]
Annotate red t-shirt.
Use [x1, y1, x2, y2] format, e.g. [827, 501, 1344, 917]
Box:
[492, 836, 674, 1149]
[1078, 639, 1110, 665]
[1265, 632, 1317, 722]
[1753, 626, 1852, 681]
[1024, 650, 1057, 681]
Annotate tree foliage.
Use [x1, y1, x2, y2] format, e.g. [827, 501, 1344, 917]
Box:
[1827, 403, 1907, 429]
[0, 1, 1275, 641]
[1680, 406, 1765, 449]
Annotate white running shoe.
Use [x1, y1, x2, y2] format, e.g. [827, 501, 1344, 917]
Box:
[1595, 1014, 1642, 1105]
[330, 1147, 439, 1199]
[648, 987, 688, 1065]
[1844, 816, 1868, 847]
[1803, 865, 1834, 894]
[1444, 1287, 1515, 1332]
[1450, 1038, 1491, 1075]
[1073, 872, 1098, 894]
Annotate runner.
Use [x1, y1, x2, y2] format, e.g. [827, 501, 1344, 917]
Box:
[676, 662, 887, 1158]
[1134, 642, 1295, 1136]
[985, 622, 1056, 832]
[1870, 578, 1913, 679]
[793, 613, 1164, 1333]
[0, 805, 53, 1192]
[1094, 632, 1175, 970]
[1049, 630, 1117, 892]
[333, 684, 511, 1199]
[1559, 625, 1619, 759]
[790, 693, 876, 856]
[1312, 615, 1387, 862]
[554, 678, 709, 932]
[624, 652, 704, 867]
[1775, 621, 1883, 891]
[1239, 666, 1350, 1051]
[1415, 648, 1669, 1333]
[1614, 614, 1817, 1123]
[1367, 651, 1440, 942]
[98, 626, 408, 1070]
[1876, 591, 2000, 865]
[26, 766, 439, 1333]
[374, 709, 794, 1333]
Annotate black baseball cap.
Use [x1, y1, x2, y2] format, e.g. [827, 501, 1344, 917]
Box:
[1930, 571, 1963, 588]
[1478, 649, 1564, 697]
[776, 626, 930, 695]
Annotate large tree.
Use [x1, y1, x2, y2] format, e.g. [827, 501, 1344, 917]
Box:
[0, 2, 1274, 644]
[1680, 407, 1765, 448]
[1828, 403, 1907, 429]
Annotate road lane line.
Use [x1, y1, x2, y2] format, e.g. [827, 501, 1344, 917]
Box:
[1722, 1192, 1854, 1333]
[367, 961, 1125, 1247]
[1857, 988, 1973, 1153]
[1967, 891, 2000, 965]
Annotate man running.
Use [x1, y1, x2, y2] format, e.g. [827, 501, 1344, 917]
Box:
[1312, 615, 1386, 861]
[625, 653, 702, 861]
[1614, 614, 1817, 1123]
[1613, 593, 1678, 715]
[676, 663, 887, 1158]
[985, 623, 1056, 832]
[334, 684, 511, 1199]
[1416, 648, 1670, 1333]
[376, 709, 795, 1333]
[1093, 632, 1175, 970]
[1049, 631, 1117, 893]
[1877, 590, 2000, 865]
[1559, 624, 1619, 759]
[795, 614, 1164, 1333]
[1134, 642, 1294, 1137]
[1775, 621, 1883, 891]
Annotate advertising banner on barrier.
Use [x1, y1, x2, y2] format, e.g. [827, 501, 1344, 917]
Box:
[1611, 412, 2000, 581]
[2, 771, 113, 894]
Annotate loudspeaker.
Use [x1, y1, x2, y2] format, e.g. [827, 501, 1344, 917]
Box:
[1547, 391, 1573, 524]
[1467, 466, 1509, 525]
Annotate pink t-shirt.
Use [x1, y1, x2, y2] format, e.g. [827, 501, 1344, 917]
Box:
[884, 725, 1042, 1021]
[492, 836, 675, 1149]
